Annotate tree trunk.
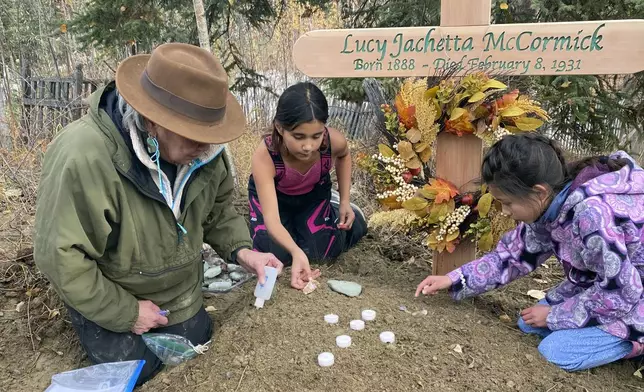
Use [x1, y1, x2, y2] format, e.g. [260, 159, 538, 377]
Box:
[192, 0, 238, 186]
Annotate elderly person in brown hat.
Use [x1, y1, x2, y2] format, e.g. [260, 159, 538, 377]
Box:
[33, 43, 283, 385]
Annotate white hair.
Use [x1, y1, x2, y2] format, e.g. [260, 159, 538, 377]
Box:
[117, 92, 148, 135]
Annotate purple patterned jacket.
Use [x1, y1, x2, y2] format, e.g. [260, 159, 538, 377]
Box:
[447, 151, 644, 341]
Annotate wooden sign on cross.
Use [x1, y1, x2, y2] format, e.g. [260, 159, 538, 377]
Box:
[292, 0, 644, 275]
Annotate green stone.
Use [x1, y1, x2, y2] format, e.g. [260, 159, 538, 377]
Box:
[327, 280, 362, 297]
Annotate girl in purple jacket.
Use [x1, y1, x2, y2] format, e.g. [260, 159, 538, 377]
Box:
[416, 133, 644, 371]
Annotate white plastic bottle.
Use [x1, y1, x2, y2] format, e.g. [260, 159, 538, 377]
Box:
[253, 266, 278, 308]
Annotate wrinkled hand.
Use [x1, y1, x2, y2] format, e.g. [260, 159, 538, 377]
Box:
[337, 201, 355, 230]
[290, 250, 321, 290]
[131, 300, 168, 335]
[236, 249, 284, 284]
[415, 275, 453, 297]
[520, 305, 551, 328]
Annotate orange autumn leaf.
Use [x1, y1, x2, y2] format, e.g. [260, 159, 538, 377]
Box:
[445, 238, 459, 253]
[444, 115, 476, 136]
[395, 94, 417, 129]
[425, 178, 459, 204]
[495, 89, 519, 111]
[427, 230, 460, 253]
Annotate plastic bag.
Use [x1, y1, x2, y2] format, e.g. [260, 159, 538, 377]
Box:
[44, 360, 144, 392]
[142, 333, 211, 366]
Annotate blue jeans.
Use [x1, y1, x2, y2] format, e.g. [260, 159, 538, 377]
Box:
[517, 300, 632, 371]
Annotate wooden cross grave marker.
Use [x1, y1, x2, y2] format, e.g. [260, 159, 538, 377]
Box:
[292, 0, 644, 275]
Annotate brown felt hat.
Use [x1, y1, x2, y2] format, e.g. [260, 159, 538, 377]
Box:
[115, 42, 246, 144]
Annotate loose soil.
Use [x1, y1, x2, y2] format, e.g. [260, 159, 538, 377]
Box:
[2, 237, 642, 392]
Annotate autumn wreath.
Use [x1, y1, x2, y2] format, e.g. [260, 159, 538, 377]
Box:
[358, 72, 549, 253]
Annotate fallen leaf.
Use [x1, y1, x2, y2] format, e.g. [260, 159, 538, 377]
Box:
[452, 344, 463, 354]
[205, 305, 217, 312]
[634, 366, 644, 379]
[499, 314, 511, 323]
[15, 301, 25, 313]
[527, 289, 546, 300]
[412, 309, 428, 317]
[560, 81, 572, 88]
[533, 278, 549, 284]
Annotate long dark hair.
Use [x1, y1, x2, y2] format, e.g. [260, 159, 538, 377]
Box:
[267, 82, 329, 153]
[482, 133, 629, 198]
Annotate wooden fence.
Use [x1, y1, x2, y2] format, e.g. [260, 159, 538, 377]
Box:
[20, 62, 108, 145]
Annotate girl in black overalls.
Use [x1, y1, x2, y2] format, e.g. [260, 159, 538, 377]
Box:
[248, 82, 367, 289]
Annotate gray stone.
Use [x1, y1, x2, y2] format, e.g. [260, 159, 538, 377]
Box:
[204, 266, 222, 279]
[327, 280, 362, 297]
[203, 278, 217, 287]
[226, 264, 245, 272]
[208, 279, 233, 291]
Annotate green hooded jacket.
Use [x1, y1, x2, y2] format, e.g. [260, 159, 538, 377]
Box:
[33, 83, 252, 332]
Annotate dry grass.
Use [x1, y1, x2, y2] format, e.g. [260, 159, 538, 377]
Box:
[228, 127, 264, 188]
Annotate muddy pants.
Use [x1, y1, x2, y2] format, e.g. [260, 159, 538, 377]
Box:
[67, 305, 212, 386]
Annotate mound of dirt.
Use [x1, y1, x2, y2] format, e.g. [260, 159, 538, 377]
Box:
[1, 241, 641, 391]
[140, 246, 639, 392]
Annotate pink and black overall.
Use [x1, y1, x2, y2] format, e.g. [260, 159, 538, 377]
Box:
[247, 131, 367, 265]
